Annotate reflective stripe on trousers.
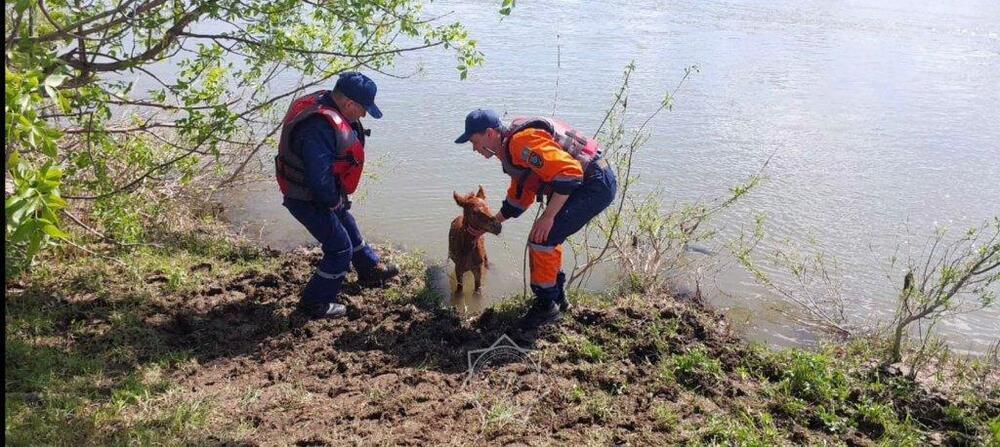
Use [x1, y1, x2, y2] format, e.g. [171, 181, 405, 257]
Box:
[283, 197, 380, 305]
[528, 243, 562, 288]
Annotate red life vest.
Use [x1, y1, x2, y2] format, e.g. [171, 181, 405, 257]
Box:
[275, 90, 366, 201]
[500, 116, 601, 200]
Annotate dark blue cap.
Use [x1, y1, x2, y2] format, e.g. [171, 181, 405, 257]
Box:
[455, 109, 501, 143]
[335, 72, 382, 119]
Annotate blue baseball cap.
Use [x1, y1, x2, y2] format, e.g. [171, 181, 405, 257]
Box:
[335, 72, 382, 119]
[455, 109, 501, 143]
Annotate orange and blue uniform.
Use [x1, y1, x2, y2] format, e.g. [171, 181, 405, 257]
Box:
[499, 128, 586, 218]
[497, 117, 617, 306]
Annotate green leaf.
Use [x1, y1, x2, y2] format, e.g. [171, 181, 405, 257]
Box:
[39, 179, 60, 192]
[27, 230, 46, 263]
[44, 85, 59, 101]
[44, 167, 63, 181]
[10, 218, 39, 244]
[46, 195, 67, 209]
[40, 207, 59, 223]
[40, 139, 57, 157]
[499, 0, 516, 16]
[56, 95, 71, 113]
[10, 197, 40, 225]
[5, 195, 26, 212]
[44, 74, 68, 89]
[43, 223, 70, 239]
[14, 0, 33, 14]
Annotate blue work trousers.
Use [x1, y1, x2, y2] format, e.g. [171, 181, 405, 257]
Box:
[530, 158, 618, 306]
[283, 197, 380, 306]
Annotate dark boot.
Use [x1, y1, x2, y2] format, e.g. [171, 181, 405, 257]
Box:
[357, 262, 400, 288]
[516, 299, 562, 330]
[558, 299, 570, 312]
[554, 271, 570, 312]
[300, 300, 347, 319]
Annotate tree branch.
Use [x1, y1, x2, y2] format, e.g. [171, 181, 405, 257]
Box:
[178, 31, 443, 59]
[15, 0, 168, 45]
[59, 3, 207, 73]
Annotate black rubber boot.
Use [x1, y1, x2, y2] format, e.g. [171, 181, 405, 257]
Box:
[554, 271, 570, 312]
[301, 301, 347, 319]
[357, 262, 400, 288]
[516, 299, 562, 331]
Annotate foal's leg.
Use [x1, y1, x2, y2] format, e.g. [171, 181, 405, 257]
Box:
[472, 264, 483, 292]
[455, 264, 465, 292]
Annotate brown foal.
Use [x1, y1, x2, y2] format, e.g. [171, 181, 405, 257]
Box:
[449, 186, 502, 292]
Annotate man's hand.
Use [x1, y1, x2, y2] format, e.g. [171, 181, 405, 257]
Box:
[529, 193, 568, 244]
[530, 215, 555, 243]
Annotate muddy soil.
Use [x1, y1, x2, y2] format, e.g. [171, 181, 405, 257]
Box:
[140, 248, 987, 446]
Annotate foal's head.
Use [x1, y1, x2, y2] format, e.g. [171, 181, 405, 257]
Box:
[453, 185, 502, 236]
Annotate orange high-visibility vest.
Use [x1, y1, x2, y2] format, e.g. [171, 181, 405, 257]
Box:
[500, 116, 600, 200]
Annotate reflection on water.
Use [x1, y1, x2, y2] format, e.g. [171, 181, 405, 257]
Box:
[223, 0, 1000, 353]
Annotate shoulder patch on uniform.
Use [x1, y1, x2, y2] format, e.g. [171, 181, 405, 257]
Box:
[520, 147, 543, 168]
[528, 152, 543, 168]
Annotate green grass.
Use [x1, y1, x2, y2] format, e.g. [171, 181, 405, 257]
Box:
[5, 226, 270, 445]
[567, 289, 618, 309]
[651, 403, 680, 431]
[701, 409, 782, 446]
[817, 406, 849, 434]
[582, 390, 614, 423]
[775, 349, 849, 405]
[568, 385, 586, 403]
[490, 294, 532, 322]
[5, 366, 211, 446]
[564, 334, 609, 363]
[568, 386, 614, 423]
[752, 342, 999, 444]
[658, 345, 722, 390]
[855, 400, 895, 434]
[987, 417, 1000, 447]
[482, 399, 520, 435]
[7, 218, 998, 445]
[579, 340, 607, 363]
[644, 318, 678, 351]
[943, 404, 974, 430]
[764, 384, 809, 422]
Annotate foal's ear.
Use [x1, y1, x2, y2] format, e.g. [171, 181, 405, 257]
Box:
[476, 185, 486, 199]
[453, 191, 468, 207]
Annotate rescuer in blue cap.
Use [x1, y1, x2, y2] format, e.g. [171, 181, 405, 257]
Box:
[275, 72, 398, 318]
[455, 109, 618, 331]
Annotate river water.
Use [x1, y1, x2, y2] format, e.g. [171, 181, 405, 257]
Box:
[223, 0, 1000, 353]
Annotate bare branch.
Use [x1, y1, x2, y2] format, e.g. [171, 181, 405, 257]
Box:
[63, 132, 212, 201]
[63, 122, 182, 134]
[59, 4, 208, 73]
[178, 31, 444, 59]
[15, 0, 168, 45]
